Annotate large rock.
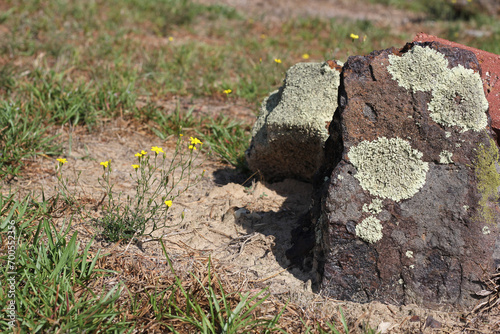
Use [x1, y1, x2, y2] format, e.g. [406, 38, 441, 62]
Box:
[246, 61, 342, 182]
[309, 42, 500, 309]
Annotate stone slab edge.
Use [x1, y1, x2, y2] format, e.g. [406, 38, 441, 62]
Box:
[413, 32, 500, 131]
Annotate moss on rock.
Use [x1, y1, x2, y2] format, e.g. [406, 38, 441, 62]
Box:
[473, 137, 500, 224]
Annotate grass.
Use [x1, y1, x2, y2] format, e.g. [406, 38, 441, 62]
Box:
[1, 0, 499, 332]
[0, 192, 364, 333]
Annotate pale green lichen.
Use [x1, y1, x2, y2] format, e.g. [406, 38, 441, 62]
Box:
[362, 198, 384, 214]
[348, 137, 429, 202]
[388, 45, 449, 92]
[405, 250, 414, 258]
[473, 138, 500, 224]
[355, 216, 383, 243]
[439, 150, 454, 164]
[388, 45, 488, 132]
[428, 65, 488, 132]
[482, 226, 491, 235]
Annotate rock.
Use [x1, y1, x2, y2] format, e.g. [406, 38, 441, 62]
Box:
[413, 33, 500, 135]
[309, 41, 500, 309]
[246, 61, 342, 182]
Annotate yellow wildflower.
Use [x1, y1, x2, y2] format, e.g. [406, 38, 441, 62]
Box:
[350, 33, 359, 40]
[151, 146, 164, 154]
[56, 158, 67, 164]
[132, 164, 139, 169]
[168, 36, 174, 42]
[141, 150, 147, 155]
[135, 152, 142, 158]
[100, 161, 109, 168]
[223, 89, 232, 95]
[190, 137, 203, 145]
[189, 145, 196, 150]
[164, 200, 172, 207]
[301, 54, 310, 60]
[274, 58, 282, 64]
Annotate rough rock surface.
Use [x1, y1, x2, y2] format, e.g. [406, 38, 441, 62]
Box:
[308, 42, 500, 309]
[413, 33, 500, 133]
[246, 61, 341, 182]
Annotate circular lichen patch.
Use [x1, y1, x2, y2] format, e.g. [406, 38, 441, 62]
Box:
[428, 65, 488, 132]
[348, 137, 429, 202]
[388, 45, 449, 92]
[355, 216, 383, 243]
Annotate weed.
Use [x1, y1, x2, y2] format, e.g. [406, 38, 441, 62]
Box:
[0, 101, 61, 178]
[0, 195, 130, 332]
[55, 137, 206, 242]
[158, 241, 283, 333]
[198, 114, 251, 170]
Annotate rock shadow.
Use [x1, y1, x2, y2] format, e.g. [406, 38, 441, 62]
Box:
[212, 169, 318, 287]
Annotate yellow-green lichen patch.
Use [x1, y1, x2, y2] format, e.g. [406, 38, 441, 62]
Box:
[355, 216, 383, 243]
[428, 65, 488, 132]
[439, 150, 454, 164]
[473, 137, 500, 224]
[362, 198, 384, 214]
[348, 137, 429, 202]
[387, 45, 449, 92]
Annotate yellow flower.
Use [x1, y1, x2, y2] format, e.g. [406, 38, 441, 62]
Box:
[301, 53, 310, 60]
[100, 160, 109, 168]
[164, 200, 172, 207]
[151, 146, 164, 154]
[350, 33, 359, 40]
[274, 58, 282, 64]
[141, 150, 147, 155]
[56, 158, 67, 164]
[223, 89, 232, 95]
[168, 36, 174, 42]
[135, 152, 142, 158]
[190, 137, 203, 145]
[132, 164, 139, 169]
[189, 145, 196, 150]
[179, 134, 183, 137]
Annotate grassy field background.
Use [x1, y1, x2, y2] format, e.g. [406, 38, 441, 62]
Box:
[1, 0, 500, 332]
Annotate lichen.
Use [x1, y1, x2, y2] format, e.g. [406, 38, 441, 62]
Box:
[355, 216, 383, 243]
[439, 150, 454, 164]
[473, 137, 500, 224]
[362, 198, 384, 214]
[428, 65, 488, 132]
[388, 45, 449, 92]
[388, 45, 489, 133]
[348, 137, 429, 202]
[482, 226, 491, 235]
[405, 250, 414, 258]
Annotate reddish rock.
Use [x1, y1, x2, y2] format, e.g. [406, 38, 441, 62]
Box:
[414, 33, 500, 133]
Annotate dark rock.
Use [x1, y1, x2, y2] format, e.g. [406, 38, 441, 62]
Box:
[311, 42, 500, 309]
[425, 316, 441, 329]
